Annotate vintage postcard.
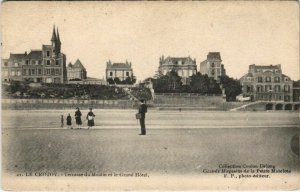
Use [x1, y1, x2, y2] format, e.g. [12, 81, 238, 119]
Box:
[1, 1, 300, 190]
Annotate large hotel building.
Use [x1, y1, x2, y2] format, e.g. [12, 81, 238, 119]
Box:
[2, 26, 67, 84]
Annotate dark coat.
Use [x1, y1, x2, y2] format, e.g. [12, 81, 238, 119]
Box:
[75, 110, 82, 125]
[138, 103, 147, 119]
[66, 116, 72, 126]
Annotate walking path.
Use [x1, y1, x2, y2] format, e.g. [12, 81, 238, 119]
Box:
[229, 101, 262, 111]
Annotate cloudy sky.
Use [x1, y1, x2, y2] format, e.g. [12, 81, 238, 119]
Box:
[1, 1, 299, 81]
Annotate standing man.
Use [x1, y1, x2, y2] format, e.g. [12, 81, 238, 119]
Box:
[138, 99, 147, 135]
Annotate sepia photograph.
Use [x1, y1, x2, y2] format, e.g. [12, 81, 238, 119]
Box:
[1, 1, 300, 190]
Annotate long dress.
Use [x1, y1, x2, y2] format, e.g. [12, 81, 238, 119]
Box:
[86, 112, 95, 127]
[66, 116, 72, 126]
[75, 110, 82, 125]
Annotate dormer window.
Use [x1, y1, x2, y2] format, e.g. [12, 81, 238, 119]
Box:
[46, 51, 50, 57]
[26, 60, 29, 65]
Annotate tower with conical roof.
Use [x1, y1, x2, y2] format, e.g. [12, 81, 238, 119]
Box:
[56, 28, 61, 54]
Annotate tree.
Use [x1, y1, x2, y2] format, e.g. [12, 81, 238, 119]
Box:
[190, 72, 210, 93]
[113, 77, 121, 85]
[153, 69, 182, 93]
[220, 75, 242, 101]
[107, 78, 114, 85]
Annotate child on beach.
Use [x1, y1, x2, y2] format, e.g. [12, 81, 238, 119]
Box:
[61, 115, 64, 128]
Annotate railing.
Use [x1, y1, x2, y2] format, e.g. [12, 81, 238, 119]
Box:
[155, 93, 222, 97]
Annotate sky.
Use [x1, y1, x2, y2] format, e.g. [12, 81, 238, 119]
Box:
[1, 1, 299, 81]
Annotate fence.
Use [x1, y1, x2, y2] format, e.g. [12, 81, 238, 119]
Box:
[2, 99, 140, 110]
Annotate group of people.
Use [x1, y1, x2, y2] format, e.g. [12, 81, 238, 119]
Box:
[59, 99, 148, 135]
[61, 107, 96, 129]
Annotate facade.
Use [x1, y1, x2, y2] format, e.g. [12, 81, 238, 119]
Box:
[67, 59, 87, 81]
[2, 26, 67, 84]
[240, 64, 293, 102]
[200, 52, 226, 81]
[158, 55, 197, 84]
[106, 60, 134, 81]
[293, 81, 300, 102]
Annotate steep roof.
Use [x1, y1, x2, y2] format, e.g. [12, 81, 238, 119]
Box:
[254, 65, 281, 70]
[164, 56, 195, 64]
[73, 59, 85, 69]
[109, 63, 132, 69]
[9, 53, 26, 60]
[24, 50, 43, 60]
[207, 52, 221, 60]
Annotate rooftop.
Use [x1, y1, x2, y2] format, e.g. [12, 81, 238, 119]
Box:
[207, 52, 221, 60]
[107, 63, 132, 69]
[9, 53, 26, 60]
[24, 50, 43, 60]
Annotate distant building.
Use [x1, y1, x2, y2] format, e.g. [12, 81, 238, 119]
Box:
[106, 60, 135, 82]
[240, 64, 293, 102]
[2, 26, 67, 83]
[200, 52, 226, 81]
[158, 55, 197, 84]
[67, 59, 87, 81]
[293, 81, 300, 102]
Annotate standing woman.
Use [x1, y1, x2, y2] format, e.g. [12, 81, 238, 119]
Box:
[75, 107, 82, 129]
[86, 107, 96, 129]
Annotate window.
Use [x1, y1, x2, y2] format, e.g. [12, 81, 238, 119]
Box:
[39, 60, 42, 65]
[11, 70, 15, 76]
[31, 60, 35, 65]
[28, 69, 31, 75]
[46, 60, 50, 65]
[46, 51, 50, 57]
[284, 85, 290, 92]
[14, 62, 18, 67]
[23, 69, 27, 75]
[211, 69, 215, 75]
[257, 86, 263, 92]
[211, 63, 215, 68]
[274, 85, 281, 92]
[26, 60, 29, 65]
[38, 69, 42, 75]
[265, 85, 272, 92]
[246, 86, 251, 92]
[265, 76, 271, 82]
[109, 72, 113, 76]
[55, 69, 59, 75]
[56, 60, 59, 66]
[36, 60, 39, 65]
[258, 77, 262, 82]
[274, 76, 280, 82]
[46, 69, 51, 75]
[16, 70, 21, 76]
[31, 69, 35, 75]
[126, 72, 129, 77]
